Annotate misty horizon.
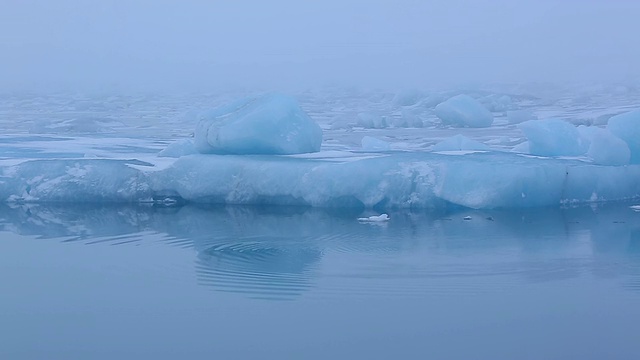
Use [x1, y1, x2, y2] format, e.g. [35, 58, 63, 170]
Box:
[2, 0, 640, 93]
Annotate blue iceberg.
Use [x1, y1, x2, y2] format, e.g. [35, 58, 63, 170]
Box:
[435, 95, 493, 128]
[194, 94, 322, 155]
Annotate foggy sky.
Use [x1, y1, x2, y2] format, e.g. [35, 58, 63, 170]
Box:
[2, 0, 639, 92]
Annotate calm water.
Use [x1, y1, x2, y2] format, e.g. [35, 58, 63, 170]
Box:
[1, 203, 640, 359]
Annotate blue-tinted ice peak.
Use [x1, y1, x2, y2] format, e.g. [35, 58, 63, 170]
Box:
[193, 93, 322, 155]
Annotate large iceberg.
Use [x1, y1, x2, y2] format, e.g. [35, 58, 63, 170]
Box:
[435, 95, 493, 128]
[3, 152, 640, 209]
[194, 94, 322, 155]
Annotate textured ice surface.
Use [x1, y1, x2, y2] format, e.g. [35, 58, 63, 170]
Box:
[519, 119, 586, 156]
[435, 95, 494, 128]
[607, 110, 640, 163]
[3, 152, 640, 209]
[194, 94, 322, 155]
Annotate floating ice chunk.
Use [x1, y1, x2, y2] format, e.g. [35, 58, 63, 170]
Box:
[585, 128, 630, 165]
[194, 94, 322, 155]
[391, 109, 424, 128]
[435, 95, 493, 128]
[507, 110, 537, 124]
[607, 110, 640, 163]
[432, 134, 490, 152]
[361, 136, 390, 152]
[519, 119, 586, 156]
[357, 112, 388, 129]
[630, 205, 640, 212]
[393, 89, 423, 107]
[358, 214, 390, 222]
[158, 139, 197, 158]
[463, 216, 472, 220]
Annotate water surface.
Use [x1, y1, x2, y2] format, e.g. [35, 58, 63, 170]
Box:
[1, 203, 639, 359]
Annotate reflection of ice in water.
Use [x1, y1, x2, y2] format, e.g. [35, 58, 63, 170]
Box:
[1, 203, 640, 299]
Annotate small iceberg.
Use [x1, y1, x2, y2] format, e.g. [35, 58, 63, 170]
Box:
[358, 214, 390, 222]
[630, 205, 640, 212]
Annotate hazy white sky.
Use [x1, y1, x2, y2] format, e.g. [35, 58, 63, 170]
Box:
[1, 0, 639, 92]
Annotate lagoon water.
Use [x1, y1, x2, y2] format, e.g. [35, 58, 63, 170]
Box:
[1, 203, 640, 359]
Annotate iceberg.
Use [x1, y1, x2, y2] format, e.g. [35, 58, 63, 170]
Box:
[607, 110, 640, 163]
[194, 94, 322, 155]
[519, 119, 586, 157]
[392, 89, 423, 107]
[356, 112, 388, 129]
[435, 95, 494, 128]
[585, 128, 630, 166]
[2, 152, 640, 209]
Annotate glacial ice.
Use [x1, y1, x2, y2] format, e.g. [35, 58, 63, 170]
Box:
[435, 95, 494, 128]
[194, 94, 322, 155]
[607, 110, 640, 163]
[584, 128, 630, 165]
[3, 152, 640, 210]
[519, 119, 586, 157]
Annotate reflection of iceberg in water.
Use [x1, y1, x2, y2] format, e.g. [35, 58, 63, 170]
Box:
[196, 241, 321, 300]
[1, 203, 640, 299]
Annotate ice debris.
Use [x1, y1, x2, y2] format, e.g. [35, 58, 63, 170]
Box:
[435, 95, 494, 128]
[194, 93, 322, 155]
[358, 214, 390, 222]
